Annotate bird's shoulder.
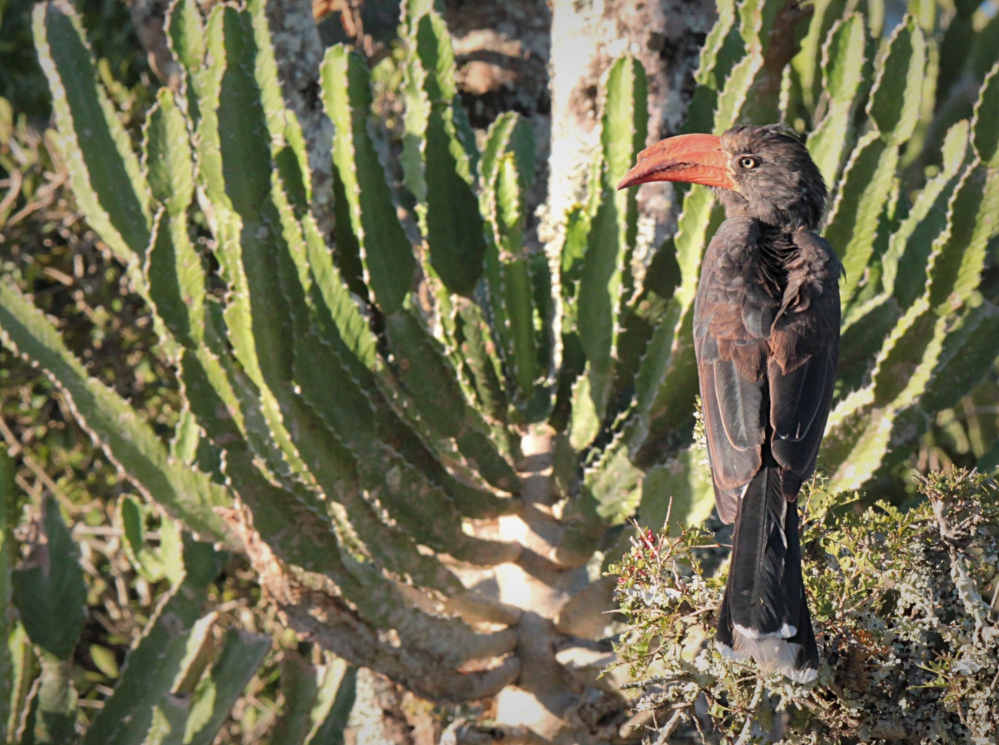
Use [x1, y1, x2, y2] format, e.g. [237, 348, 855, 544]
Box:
[786, 229, 843, 285]
[698, 216, 772, 303]
[770, 229, 841, 373]
[703, 215, 763, 266]
[695, 217, 774, 377]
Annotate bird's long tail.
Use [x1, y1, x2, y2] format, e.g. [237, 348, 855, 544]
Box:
[716, 464, 819, 683]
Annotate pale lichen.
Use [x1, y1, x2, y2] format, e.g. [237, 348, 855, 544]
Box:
[612, 469, 999, 744]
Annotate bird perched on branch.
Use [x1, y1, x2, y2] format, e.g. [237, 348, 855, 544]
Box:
[618, 125, 840, 683]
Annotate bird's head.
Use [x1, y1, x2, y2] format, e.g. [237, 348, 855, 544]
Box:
[618, 124, 827, 231]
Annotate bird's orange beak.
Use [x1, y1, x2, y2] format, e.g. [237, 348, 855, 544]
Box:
[617, 133, 738, 191]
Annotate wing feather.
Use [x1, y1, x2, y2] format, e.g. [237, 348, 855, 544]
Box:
[771, 351, 837, 495]
[770, 357, 826, 442]
[715, 358, 766, 451]
[700, 361, 761, 492]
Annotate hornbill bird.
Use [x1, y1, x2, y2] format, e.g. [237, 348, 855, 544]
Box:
[618, 125, 840, 683]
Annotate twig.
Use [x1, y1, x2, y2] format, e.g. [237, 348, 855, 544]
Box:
[0, 169, 23, 222]
[0, 416, 77, 512]
[734, 678, 765, 745]
[652, 706, 688, 745]
[692, 704, 709, 745]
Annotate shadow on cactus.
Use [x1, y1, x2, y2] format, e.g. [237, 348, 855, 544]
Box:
[1, 0, 999, 740]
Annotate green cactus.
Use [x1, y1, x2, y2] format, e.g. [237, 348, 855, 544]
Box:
[6, 488, 274, 745]
[12, 496, 86, 662]
[3, 0, 999, 736]
[271, 652, 357, 745]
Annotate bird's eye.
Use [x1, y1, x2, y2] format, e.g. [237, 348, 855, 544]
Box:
[739, 156, 758, 170]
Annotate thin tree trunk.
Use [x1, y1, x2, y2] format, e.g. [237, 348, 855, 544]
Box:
[542, 0, 716, 249]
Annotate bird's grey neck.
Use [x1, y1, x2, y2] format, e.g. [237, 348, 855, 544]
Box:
[715, 189, 821, 232]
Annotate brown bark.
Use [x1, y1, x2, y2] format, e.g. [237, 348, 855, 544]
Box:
[344, 669, 443, 745]
[128, 0, 182, 89]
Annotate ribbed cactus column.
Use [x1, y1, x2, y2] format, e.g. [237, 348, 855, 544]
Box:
[445, 429, 626, 741]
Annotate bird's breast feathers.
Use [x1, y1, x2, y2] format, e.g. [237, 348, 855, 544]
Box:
[695, 217, 840, 375]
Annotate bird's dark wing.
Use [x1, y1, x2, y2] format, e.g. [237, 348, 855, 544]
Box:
[695, 222, 841, 523]
[694, 217, 775, 523]
[768, 230, 842, 497]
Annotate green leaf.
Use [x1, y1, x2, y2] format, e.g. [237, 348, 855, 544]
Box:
[682, 0, 741, 134]
[32, 2, 151, 266]
[166, 0, 206, 123]
[9, 625, 39, 745]
[166, 0, 204, 73]
[246, 0, 312, 202]
[0, 282, 234, 542]
[866, 15, 926, 144]
[835, 294, 902, 396]
[480, 112, 534, 197]
[585, 441, 643, 523]
[385, 310, 520, 495]
[881, 119, 970, 307]
[922, 301, 999, 412]
[793, 0, 849, 114]
[572, 53, 652, 420]
[454, 300, 509, 432]
[145, 210, 206, 354]
[569, 371, 600, 451]
[307, 664, 356, 745]
[495, 154, 537, 395]
[119, 496, 161, 582]
[639, 447, 715, 533]
[926, 163, 999, 311]
[84, 539, 224, 745]
[575, 180, 620, 420]
[32, 653, 77, 745]
[271, 652, 321, 745]
[320, 45, 416, 313]
[12, 496, 85, 661]
[88, 645, 119, 680]
[143, 88, 194, 218]
[936, 0, 976, 106]
[713, 49, 763, 133]
[603, 55, 649, 192]
[409, 12, 487, 297]
[0, 452, 14, 742]
[142, 696, 190, 745]
[824, 293, 999, 491]
[625, 298, 684, 451]
[806, 14, 869, 187]
[480, 112, 537, 393]
[183, 630, 270, 745]
[423, 107, 487, 296]
[503, 257, 537, 394]
[141, 87, 202, 353]
[973, 62, 999, 167]
[823, 132, 896, 305]
[415, 11, 457, 103]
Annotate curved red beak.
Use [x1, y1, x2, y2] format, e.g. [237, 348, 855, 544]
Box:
[617, 133, 737, 191]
